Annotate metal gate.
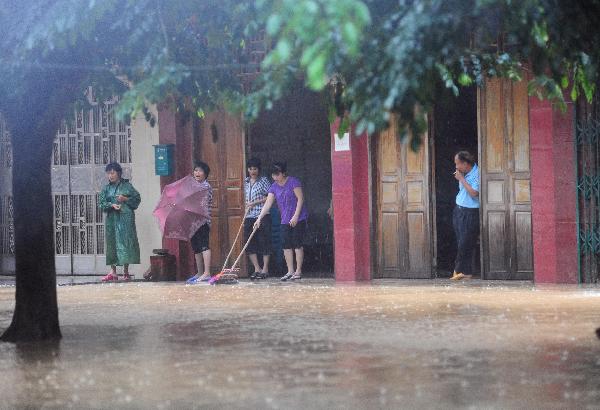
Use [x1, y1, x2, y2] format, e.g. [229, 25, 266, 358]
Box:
[0, 91, 133, 275]
[0, 114, 14, 273]
[51, 90, 132, 274]
[576, 95, 600, 283]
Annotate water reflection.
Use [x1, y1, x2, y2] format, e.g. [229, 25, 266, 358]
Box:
[0, 281, 599, 409]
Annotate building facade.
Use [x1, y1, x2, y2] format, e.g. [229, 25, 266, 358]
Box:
[156, 76, 582, 284]
[0, 77, 587, 284]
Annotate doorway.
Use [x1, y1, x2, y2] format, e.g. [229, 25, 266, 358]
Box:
[373, 79, 532, 280]
[433, 87, 480, 277]
[246, 84, 333, 277]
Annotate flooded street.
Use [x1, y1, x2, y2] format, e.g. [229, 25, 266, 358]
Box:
[1, 280, 600, 409]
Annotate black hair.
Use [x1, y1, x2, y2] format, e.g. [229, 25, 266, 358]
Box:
[105, 162, 122, 176]
[271, 161, 287, 175]
[455, 151, 476, 166]
[247, 157, 262, 170]
[193, 161, 210, 178]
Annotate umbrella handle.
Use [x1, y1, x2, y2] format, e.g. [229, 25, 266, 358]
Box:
[220, 206, 249, 272]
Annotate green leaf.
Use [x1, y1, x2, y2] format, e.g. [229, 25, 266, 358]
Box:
[328, 105, 337, 124]
[275, 39, 291, 62]
[338, 115, 350, 137]
[532, 22, 548, 46]
[304, 1, 319, 14]
[354, 2, 371, 24]
[584, 83, 595, 103]
[560, 75, 569, 89]
[300, 43, 321, 67]
[342, 22, 359, 53]
[570, 86, 578, 102]
[306, 52, 327, 90]
[266, 14, 281, 35]
[458, 73, 473, 86]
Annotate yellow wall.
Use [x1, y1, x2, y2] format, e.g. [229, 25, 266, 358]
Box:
[129, 107, 162, 277]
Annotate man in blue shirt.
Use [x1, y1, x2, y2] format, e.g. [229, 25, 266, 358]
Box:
[451, 151, 480, 280]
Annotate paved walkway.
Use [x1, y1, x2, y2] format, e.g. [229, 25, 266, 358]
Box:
[1, 280, 599, 409]
[0, 274, 142, 286]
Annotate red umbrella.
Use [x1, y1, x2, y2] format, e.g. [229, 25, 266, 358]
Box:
[153, 175, 211, 241]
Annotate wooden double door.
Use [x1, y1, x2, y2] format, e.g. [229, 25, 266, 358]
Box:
[373, 120, 432, 278]
[374, 79, 533, 279]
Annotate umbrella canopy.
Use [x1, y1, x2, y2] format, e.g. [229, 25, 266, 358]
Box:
[153, 175, 212, 241]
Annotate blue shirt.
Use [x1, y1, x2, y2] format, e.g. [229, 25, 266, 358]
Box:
[456, 164, 479, 208]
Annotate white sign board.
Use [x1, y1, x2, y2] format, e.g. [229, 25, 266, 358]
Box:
[334, 132, 350, 151]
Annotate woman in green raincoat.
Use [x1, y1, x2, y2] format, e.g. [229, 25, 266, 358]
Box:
[98, 162, 141, 282]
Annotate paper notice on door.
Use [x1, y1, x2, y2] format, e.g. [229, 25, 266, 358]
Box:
[334, 132, 350, 151]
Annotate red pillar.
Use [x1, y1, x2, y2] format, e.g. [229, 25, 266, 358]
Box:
[331, 120, 371, 281]
[157, 108, 195, 280]
[529, 96, 578, 283]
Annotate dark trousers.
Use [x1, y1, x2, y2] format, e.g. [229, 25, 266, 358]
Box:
[453, 206, 480, 275]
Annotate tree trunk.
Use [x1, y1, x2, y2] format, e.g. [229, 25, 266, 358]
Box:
[0, 122, 61, 342]
[0, 71, 83, 342]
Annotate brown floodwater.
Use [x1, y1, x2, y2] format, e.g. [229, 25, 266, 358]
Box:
[1, 279, 599, 409]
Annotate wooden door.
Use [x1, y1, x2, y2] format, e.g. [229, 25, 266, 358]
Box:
[374, 121, 432, 278]
[479, 78, 533, 280]
[195, 111, 245, 274]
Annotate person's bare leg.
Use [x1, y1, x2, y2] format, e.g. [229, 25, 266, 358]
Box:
[283, 249, 294, 273]
[194, 253, 204, 278]
[110, 265, 117, 276]
[261, 255, 270, 273]
[201, 249, 211, 277]
[281, 249, 294, 280]
[249, 253, 261, 273]
[293, 248, 304, 277]
[122, 263, 131, 280]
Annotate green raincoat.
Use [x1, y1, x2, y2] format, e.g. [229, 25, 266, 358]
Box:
[98, 179, 141, 266]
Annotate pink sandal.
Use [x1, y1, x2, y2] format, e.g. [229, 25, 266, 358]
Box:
[101, 272, 118, 282]
[122, 273, 132, 281]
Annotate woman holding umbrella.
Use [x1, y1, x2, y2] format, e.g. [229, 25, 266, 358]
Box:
[99, 162, 141, 282]
[187, 161, 213, 283]
[153, 161, 213, 284]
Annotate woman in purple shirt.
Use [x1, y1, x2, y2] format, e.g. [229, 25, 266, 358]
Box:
[254, 162, 308, 281]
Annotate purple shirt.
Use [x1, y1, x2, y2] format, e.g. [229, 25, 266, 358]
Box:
[269, 176, 308, 225]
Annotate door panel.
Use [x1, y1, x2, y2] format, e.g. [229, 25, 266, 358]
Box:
[515, 211, 533, 271]
[374, 119, 432, 278]
[382, 213, 400, 269]
[407, 212, 426, 272]
[195, 111, 245, 274]
[487, 211, 507, 272]
[479, 78, 533, 280]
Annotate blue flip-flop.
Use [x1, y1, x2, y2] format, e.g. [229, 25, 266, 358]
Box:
[186, 276, 200, 284]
